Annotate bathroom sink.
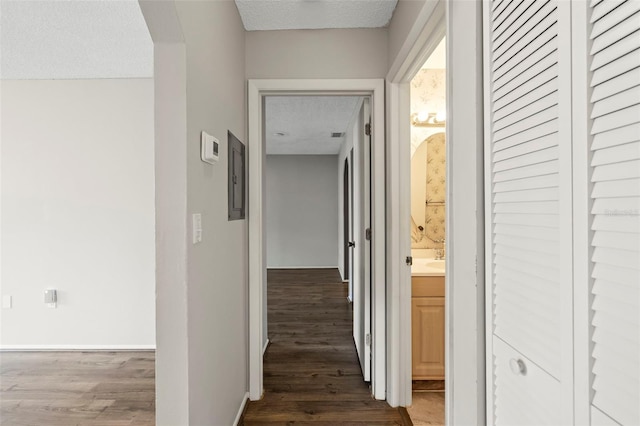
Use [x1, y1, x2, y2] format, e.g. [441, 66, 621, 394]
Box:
[425, 259, 445, 268]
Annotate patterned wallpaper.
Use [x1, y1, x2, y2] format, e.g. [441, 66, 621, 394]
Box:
[425, 133, 446, 246]
[411, 68, 446, 249]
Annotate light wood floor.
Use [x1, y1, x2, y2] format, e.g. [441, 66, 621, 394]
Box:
[0, 351, 154, 425]
[241, 268, 410, 425]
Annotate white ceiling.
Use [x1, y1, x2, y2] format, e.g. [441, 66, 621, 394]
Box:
[235, 0, 398, 31]
[0, 0, 153, 80]
[265, 96, 362, 155]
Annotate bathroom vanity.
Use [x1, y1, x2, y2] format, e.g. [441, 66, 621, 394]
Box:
[411, 257, 445, 380]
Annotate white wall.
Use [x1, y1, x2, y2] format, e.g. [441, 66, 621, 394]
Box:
[172, 2, 249, 424]
[246, 28, 388, 79]
[0, 79, 155, 348]
[266, 155, 338, 268]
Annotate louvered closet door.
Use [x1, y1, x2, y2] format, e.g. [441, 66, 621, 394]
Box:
[589, 1, 640, 424]
[484, 0, 573, 424]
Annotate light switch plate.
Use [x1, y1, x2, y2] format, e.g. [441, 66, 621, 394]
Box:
[192, 213, 202, 244]
[2, 295, 12, 309]
[44, 289, 57, 308]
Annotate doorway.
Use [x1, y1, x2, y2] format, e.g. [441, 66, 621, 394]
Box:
[385, 1, 485, 423]
[406, 37, 447, 425]
[247, 79, 386, 402]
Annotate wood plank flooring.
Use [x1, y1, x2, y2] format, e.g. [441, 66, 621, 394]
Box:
[0, 351, 154, 425]
[241, 269, 409, 425]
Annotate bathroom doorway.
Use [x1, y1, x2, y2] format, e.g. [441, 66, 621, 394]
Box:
[406, 38, 447, 425]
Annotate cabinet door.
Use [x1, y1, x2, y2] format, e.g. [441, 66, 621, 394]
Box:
[412, 297, 445, 379]
[483, 0, 574, 423]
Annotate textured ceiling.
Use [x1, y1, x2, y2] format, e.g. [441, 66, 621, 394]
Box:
[235, 0, 398, 31]
[1, 0, 153, 80]
[266, 96, 362, 155]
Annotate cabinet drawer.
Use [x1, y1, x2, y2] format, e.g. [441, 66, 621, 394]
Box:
[412, 276, 445, 297]
[493, 336, 561, 426]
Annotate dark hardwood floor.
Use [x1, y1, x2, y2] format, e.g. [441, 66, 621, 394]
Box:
[241, 268, 409, 425]
[0, 351, 154, 425]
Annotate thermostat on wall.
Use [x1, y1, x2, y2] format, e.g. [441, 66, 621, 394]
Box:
[201, 131, 219, 164]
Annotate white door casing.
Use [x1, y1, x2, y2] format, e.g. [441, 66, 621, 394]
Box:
[247, 79, 386, 401]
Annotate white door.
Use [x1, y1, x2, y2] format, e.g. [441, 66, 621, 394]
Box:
[354, 98, 372, 382]
[484, 0, 574, 423]
[587, 0, 640, 424]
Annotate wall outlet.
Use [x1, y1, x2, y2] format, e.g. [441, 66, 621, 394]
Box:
[44, 289, 57, 308]
[2, 295, 12, 309]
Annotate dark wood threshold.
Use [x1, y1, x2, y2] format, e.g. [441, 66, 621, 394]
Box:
[399, 406, 414, 426]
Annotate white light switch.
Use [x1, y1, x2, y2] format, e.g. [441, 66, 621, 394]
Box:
[192, 213, 202, 244]
[2, 295, 12, 309]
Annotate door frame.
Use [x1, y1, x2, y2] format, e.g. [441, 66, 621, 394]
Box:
[247, 79, 386, 401]
[385, 0, 486, 423]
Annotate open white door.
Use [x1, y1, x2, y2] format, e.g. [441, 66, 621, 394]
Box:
[354, 98, 372, 382]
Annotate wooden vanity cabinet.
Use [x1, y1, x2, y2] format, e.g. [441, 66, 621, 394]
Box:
[412, 276, 445, 380]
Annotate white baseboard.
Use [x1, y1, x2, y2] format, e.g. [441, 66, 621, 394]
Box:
[0, 345, 156, 351]
[266, 266, 339, 269]
[263, 338, 270, 356]
[233, 392, 250, 426]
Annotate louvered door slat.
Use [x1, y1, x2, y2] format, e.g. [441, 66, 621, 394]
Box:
[591, 12, 639, 54]
[591, 31, 640, 70]
[592, 122, 640, 149]
[494, 92, 558, 132]
[494, 64, 559, 111]
[494, 48, 557, 102]
[593, 159, 640, 181]
[494, 222, 559, 242]
[492, 0, 527, 40]
[494, 146, 559, 172]
[493, 14, 557, 73]
[591, 86, 640, 118]
[493, 36, 557, 90]
[493, 81, 557, 123]
[591, 0, 627, 24]
[592, 68, 640, 103]
[494, 200, 559, 215]
[493, 1, 554, 59]
[592, 104, 640, 133]
[591, 49, 640, 87]
[589, 1, 640, 424]
[494, 122, 558, 153]
[494, 159, 558, 182]
[591, 1, 640, 38]
[493, 21, 557, 81]
[494, 106, 559, 143]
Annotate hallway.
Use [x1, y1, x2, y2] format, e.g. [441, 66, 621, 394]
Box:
[241, 269, 409, 424]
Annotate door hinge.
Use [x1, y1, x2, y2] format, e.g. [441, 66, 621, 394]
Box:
[406, 256, 413, 266]
[365, 228, 372, 241]
[365, 123, 371, 136]
[366, 333, 371, 346]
